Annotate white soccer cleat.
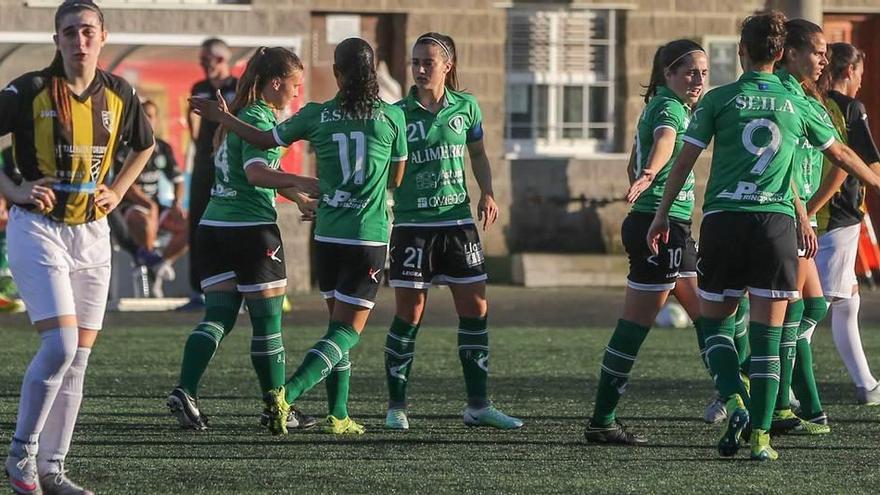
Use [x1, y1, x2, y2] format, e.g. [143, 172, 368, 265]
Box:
[463, 405, 523, 430]
[385, 408, 410, 430]
[703, 392, 727, 424]
[5, 443, 40, 495]
[38, 461, 93, 495]
[856, 383, 880, 406]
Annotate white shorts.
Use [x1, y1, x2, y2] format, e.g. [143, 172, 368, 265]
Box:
[816, 223, 860, 299]
[7, 206, 112, 329]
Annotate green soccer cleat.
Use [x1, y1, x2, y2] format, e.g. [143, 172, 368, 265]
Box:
[385, 408, 409, 430]
[463, 405, 524, 430]
[750, 429, 779, 461]
[262, 386, 290, 436]
[584, 418, 647, 445]
[770, 408, 803, 435]
[323, 415, 365, 435]
[718, 395, 749, 457]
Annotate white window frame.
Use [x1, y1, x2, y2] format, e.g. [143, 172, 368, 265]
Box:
[504, 7, 619, 159]
[26, 0, 252, 11]
[703, 36, 742, 89]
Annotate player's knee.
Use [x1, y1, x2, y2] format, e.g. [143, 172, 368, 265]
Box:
[32, 328, 79, 380]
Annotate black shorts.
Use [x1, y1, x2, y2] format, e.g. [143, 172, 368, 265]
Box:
[315, 241, 386, 309]
[195, 224, 286, 292]
[697, 211, 798, 301]
[388, 223, 488, 289]
[621, 212, 697, 291]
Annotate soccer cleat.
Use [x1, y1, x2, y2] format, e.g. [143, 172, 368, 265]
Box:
[5, 443, 40, 495]
[805, 411, 828, 425]
[0, 294, 24, 313]
[134, 247, 163, 268]
[718, 395, 749, 457]
[262, 387, 290, 436]
[323, 415, 365, 435]
[167, 387, 209, 431]
[584, 418, 647, 445]
[385, 408, 410, 430]
[788, 417, 830, 435]
[38, 461, 93, 495]
[855, 384, 880, 405]
[260, 406, 317, 430]
[703, 392, 727, 424]
[463, 405, 524, 430]
[282, 295, 293, 313]
[739, 371, 751, 396]
[750, 429, 779, 461]
[788, 388, 801, 411]
[769, 408, 803, 435]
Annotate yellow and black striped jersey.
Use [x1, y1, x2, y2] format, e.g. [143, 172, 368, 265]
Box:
[0, 67, 153, 224]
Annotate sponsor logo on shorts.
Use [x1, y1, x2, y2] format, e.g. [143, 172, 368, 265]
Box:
[369, 268, 381, 283]
[464, 242, 484, 268]
[266, 245, 282, 263]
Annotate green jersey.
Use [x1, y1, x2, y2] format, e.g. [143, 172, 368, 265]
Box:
[684, 71, 837, 217]
[274, 95, 407, 245]
[393, 87, 484, 225]
[631, 86, 696, 221]
[201, 100, 282, 226]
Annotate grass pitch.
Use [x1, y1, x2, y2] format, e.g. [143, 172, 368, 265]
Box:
[1, 288, 879, 494]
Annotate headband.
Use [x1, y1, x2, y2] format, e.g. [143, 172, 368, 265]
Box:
[418, 36, 452, 60]
[666, 49, 704, 69]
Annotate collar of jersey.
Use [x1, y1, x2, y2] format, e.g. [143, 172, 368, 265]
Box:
[773, 68, 805, 96]
[739, 70, 779, 84]
[404, 85, 456, 112]
[46, 67, 104, 103]
[656, 86, 686, 105]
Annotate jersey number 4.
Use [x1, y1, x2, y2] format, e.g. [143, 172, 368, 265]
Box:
[332, 131, 366, 185]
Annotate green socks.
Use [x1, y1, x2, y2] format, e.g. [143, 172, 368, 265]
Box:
[792, 297, 828, 417]
[734, 296, 750, 367]
[776, 299, 803, 410]
[178, 291, 242, 396]
[748, 322, 782, 431]
[591, 319, 650, 426]
[694, 319, 709, 370]
[459, 316, 490, 409]
[285, 321, 360, 404]
[703, 315, 746, 400]
[384, 316, 420, 408]
[246, 295, 286, 394]
[326, 351, 351, 418]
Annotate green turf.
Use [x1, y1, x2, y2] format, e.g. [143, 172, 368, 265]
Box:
[1, 320, 879, 494]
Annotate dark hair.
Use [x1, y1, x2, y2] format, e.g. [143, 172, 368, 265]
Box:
[201, 37, 231, 60]
[641, 39, 705, 103]
[334, 38, 380, 119]
[415, 32, 459, 91]
[216, 46, 304, 147]
[782, 19, 825, 101]
[142, 99, 158, 113]
[50, 0, 105, 131]
[740, 10, 788, 65]
[819, 42, 866, 94]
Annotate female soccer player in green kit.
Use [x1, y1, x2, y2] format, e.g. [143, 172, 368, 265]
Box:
[168, 47, 320, 433]
[649, 11, 880, 461]
[191, 38, 407, 435]
[381, 32, 522, 431]
[583, 40, 708, 444]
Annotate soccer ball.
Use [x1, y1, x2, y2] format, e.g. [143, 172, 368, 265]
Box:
[655, 302, 690, 329]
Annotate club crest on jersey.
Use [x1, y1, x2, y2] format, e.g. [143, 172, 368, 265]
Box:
[101, 111, 113, 132]
[448, 115, 466, 134]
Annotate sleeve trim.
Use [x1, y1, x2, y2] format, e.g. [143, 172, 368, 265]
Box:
[682, 135, 707, 149]
[243, 157, 269, 170]
[391, 156, 408, 162]
[817, 136, 835, 151]
[272, 127, 288, 147]
[653, 125, 677, 134]
[171, 176, 185, 184]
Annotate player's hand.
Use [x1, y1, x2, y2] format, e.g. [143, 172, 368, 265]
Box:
[626, 170, 656, 203]
[646, 214, 670, 255]
[293, 176, 320, 197]
[10, 177, 57, 212]
[171, 201, 187, 220]
[297, 197, 318, 222]
[800, 220, 818, 259]
[478, 192, 499, 231]
[188, 90, 229, 123]
[95, 184, 121, 214]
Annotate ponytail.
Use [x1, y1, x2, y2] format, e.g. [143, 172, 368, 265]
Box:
[641, 39, 705, 103]
[819, 42, 866, 95]
[215, 46, 304, 148]
[48, 51, 72, 132]
[416, 32, 459, 91]
[334, 38, 380, 119]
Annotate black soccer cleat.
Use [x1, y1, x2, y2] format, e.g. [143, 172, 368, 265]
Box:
[260, 406, 318, 430]
[168, 387, 209, 431]
[584, 419, 648, 445]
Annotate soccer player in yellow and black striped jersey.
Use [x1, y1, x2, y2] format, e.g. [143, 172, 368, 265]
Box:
[0, 2, 153, 493]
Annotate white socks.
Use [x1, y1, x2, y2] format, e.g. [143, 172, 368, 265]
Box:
[37, 347, 91, 474]
[831, 294, 879, 390]
[12, 328, 79, 446]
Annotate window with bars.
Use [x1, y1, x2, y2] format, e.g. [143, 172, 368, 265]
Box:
[704, 36, 741, 89]
[505, 8, 617, 156]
